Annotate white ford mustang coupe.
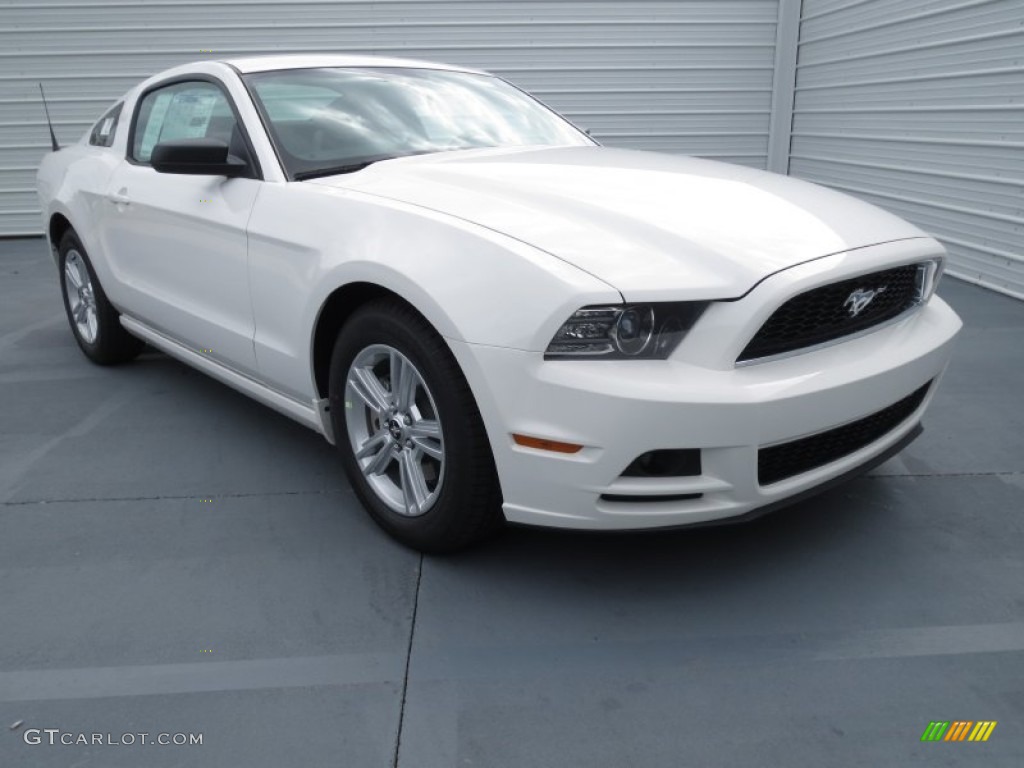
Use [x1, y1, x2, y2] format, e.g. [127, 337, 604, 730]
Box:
[37, 54, 961, 551]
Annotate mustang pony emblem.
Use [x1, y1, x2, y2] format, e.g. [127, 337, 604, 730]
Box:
[844, 286, 887, 317]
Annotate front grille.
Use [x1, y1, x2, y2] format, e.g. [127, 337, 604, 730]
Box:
[738, 263, 923, 362]
[758, 382, 931, 486]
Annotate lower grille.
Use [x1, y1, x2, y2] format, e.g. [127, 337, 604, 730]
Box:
[758, 382, 931, 486]
[739, 263, 924, 363]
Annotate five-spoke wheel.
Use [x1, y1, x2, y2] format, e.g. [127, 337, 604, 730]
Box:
[63, 249, 99, 344]
[345, 344, 445, 517]
[330, 299, 503, 552]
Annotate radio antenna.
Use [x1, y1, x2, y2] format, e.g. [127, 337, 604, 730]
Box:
[38, 83, 60, 152]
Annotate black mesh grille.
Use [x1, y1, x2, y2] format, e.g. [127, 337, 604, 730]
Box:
[739, 264, 922, 362]
[758, 382, 931, 486]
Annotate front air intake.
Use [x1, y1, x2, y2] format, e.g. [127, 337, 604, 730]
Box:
[758, 382, 931, 486]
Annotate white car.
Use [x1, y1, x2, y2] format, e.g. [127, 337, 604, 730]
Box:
[37, 54, 961, 552]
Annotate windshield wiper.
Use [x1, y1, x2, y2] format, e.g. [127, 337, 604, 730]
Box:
[294, 156, 399, 181]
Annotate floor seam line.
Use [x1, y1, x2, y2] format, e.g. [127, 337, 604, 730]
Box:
[393, 553, 423, 768]
[0, 489, 351, 506]
[868, 470, 1024, 479]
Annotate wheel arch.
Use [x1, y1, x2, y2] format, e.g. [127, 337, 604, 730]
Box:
[307, 278, 515, 508]
[47, 211, 75, 263]
[310, 280, 457, 402]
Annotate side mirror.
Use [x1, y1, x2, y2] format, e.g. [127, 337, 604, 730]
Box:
[151, 138, 248, 177]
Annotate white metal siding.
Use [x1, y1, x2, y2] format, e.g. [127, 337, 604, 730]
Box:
[0, 0, 780, 236]
[790, 0, 1024, 299]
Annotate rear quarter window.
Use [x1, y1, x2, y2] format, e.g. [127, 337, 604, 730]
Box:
[89, 102, 123, 147]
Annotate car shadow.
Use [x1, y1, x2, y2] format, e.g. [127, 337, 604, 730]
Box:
[460, 476, 898, 590]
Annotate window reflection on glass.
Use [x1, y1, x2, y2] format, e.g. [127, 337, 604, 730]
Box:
[244, 67, 592, 179]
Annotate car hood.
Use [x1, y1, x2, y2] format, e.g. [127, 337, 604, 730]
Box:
[310, 146, 927, 300]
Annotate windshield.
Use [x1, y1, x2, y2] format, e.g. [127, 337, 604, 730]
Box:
[242, 67, 593, 179]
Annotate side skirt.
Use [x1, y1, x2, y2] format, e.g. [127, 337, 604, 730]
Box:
[119, 315, 332, 442]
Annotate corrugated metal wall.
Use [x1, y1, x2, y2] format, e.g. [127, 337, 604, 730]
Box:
[0, 0, 780, 236]
[790, 0, 1024, 300]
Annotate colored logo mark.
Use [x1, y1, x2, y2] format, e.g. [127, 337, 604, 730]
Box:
[921, 721, 997, 742]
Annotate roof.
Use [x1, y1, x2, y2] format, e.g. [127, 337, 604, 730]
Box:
[222, 53, 486, 75]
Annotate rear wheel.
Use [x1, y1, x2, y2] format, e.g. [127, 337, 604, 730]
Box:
[329, 299, 503, 553]
[58, 231, 144, 364]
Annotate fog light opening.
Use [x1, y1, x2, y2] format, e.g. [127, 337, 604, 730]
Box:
[621, 449, 701, 478]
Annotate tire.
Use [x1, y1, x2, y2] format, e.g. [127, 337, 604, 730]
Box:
[329, 299, 503, 553]
[58, 230, 144, 365]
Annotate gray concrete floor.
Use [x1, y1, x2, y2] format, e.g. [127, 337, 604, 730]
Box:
[1, 235, 1022, 767]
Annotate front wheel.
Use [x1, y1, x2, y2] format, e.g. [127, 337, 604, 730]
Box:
[329, 299, 503, 553]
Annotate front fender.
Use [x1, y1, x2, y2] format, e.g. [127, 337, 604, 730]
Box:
[245, 182, 620, 402]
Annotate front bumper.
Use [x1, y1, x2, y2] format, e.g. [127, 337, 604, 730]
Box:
[449, 244, 962, 531]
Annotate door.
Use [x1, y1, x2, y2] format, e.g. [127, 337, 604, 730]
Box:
[99, 78, 261, 376]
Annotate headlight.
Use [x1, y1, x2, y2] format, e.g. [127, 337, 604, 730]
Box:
[917, 257, 945, 302]
[545, 302, 706, 360]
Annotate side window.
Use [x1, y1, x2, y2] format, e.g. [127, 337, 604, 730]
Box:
[89, 102, 123, 148]
[131, 81, 239, 164]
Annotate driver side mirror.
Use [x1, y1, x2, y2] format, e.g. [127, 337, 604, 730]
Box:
[151, 138, 249, 177]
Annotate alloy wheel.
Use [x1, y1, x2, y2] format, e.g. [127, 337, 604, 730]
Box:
[63, 249, 98, 344]
[344, 344, 445, 516]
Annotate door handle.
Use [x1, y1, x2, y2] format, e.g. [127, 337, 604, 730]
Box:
[107, 187, 130, 206]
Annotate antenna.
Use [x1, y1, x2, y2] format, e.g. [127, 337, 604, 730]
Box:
[38, 83, 60, 152]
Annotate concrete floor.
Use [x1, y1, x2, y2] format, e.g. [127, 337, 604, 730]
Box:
[1, 235, 1022, 767]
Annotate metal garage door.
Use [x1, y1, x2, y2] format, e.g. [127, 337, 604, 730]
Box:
[0, 0, 781, 236]
[789, 0, 1024, 299]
